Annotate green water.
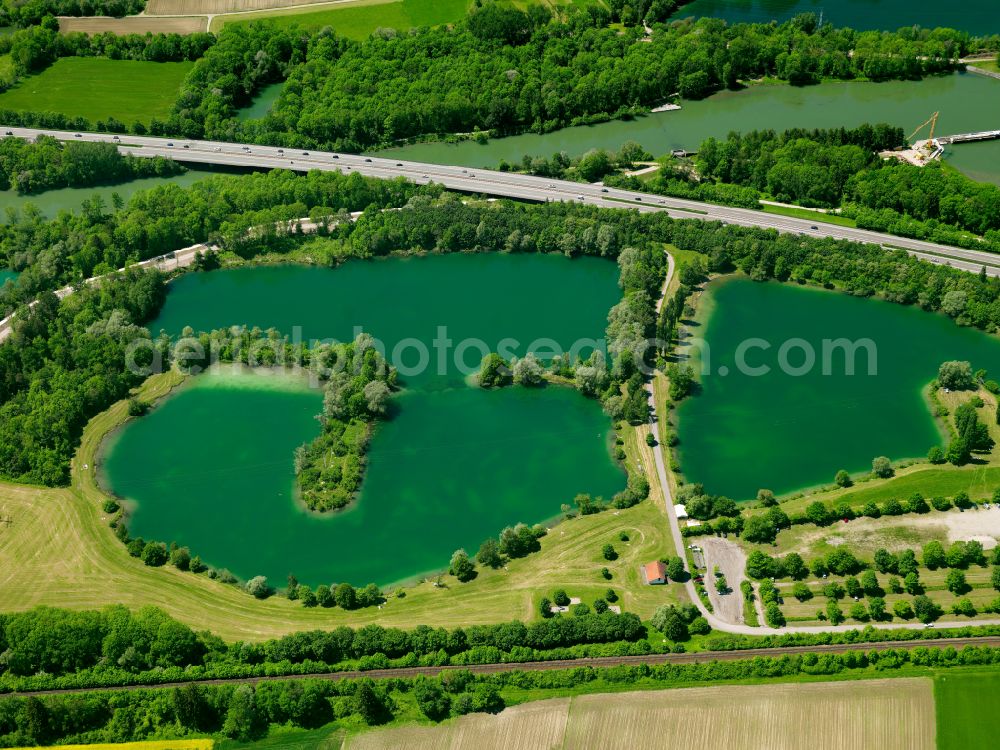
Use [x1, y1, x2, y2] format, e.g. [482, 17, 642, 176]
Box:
[676, 278, 1000, 501]
[376, 74, 1000, 183]
[103, 254, 626, 586]
[0, 269, 16, 286]
[670, 0, 1000, 34]
[236, 82, 284, 121]
[1, 168, 219, 223]
[944, 141, 1000, 186]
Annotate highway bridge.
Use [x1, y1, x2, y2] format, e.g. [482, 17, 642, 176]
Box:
[5, 125, 1000, 277]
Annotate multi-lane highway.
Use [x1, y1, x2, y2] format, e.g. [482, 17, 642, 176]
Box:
[5, 125, 1000, 276]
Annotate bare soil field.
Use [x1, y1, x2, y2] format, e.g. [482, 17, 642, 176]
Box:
[699, 536, 746, 625]
[58, 16, 207, 34]
[345, 679, 934, 750]
[345, 698, 571, 750]
[147, 0, 336, 13]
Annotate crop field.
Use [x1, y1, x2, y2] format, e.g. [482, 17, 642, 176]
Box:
[149, 0, 331, 12]
[0, 372, 677, 641]
[12, 742, 214, 750]
[935, 671, 1000, 750]
[346, 679, 935, 750]
[58, 16, 207, 34]
[210, 0, 600, 35]
[348, 698, 571, 750]
[211, 0, 471, 36]
[0, 58, 193, 124]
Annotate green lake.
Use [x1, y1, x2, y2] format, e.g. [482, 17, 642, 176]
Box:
[1, 168, 220, 224]
[676, 277, 1000, 501]
[102, 254, 626, 586]
[236, 82, 284, 121]
[670, 0, 1000, 34]
[0, 269, 16, 286]
[376, 74, 1000, 184]
[944, 141, 1000, 186]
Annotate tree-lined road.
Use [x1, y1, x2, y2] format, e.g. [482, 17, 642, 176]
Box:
[5, 126, 1000, 276]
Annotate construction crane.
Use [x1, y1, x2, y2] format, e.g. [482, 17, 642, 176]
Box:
[909, 111, 939, 143]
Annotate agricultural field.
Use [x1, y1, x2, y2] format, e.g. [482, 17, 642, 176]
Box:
[0, 373, 678, 642]
[11, 743, 214, 750]
[345, 679, 935, 750]
[935, 671, 1000, 750]
[149, 0, 333, 12]
[58, 16, 208, 34]
[211, 0, 473, 35]
[209, 0, 601, 35]
[0, 58, 193, 124]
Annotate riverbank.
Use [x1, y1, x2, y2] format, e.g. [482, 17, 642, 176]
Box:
[375, 74, 1000, 185]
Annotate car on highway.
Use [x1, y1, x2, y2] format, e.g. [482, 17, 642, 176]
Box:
[396, 162, 403, 166]
[214, 147, 221, 152]
[4, 130, 11, 135]
[811, 225, 819, 230]
[75, 133, 82, 138]
[332, 154, 339, 159]
[364, 158, 372, 162]
[302, 151, 309, 155]
[166, 142, 173, 146]
[601, 188, 608, 192]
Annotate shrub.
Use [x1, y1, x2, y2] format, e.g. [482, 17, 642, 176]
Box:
[245, 576, 270, 599]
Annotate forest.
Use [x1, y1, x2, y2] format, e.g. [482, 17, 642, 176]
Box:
[294, 334, 397, 512]
[201, 12, 974, 151]
[0, 0, 145, 27]
[0, 604, 646, 690]
[0, 168, 418, 308]
[1, 8, 989, 150]
[695, 125, 1000, 237]
[0, 135, 183, 194]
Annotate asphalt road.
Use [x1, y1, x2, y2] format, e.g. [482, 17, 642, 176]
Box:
[8, 635, 1000, 697]
[5, 126, 1000, 276]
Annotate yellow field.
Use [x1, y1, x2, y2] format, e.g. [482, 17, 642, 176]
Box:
[58, 16, 207, 34]
[345, 679, 934, 750]
[11, 741, 213, 750]
[0, 371, 677, 642]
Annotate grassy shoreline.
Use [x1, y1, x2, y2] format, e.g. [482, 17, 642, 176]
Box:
[0, 364, 679, 640]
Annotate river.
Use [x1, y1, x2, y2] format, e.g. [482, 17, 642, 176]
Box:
[375, 73, 1000, 184]
[1, 168, 222, 224]
[101, 254, 626, 587]
[670, 0, 1000, 34]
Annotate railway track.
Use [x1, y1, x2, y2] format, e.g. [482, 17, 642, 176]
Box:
[8, 635, 1000, 697]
